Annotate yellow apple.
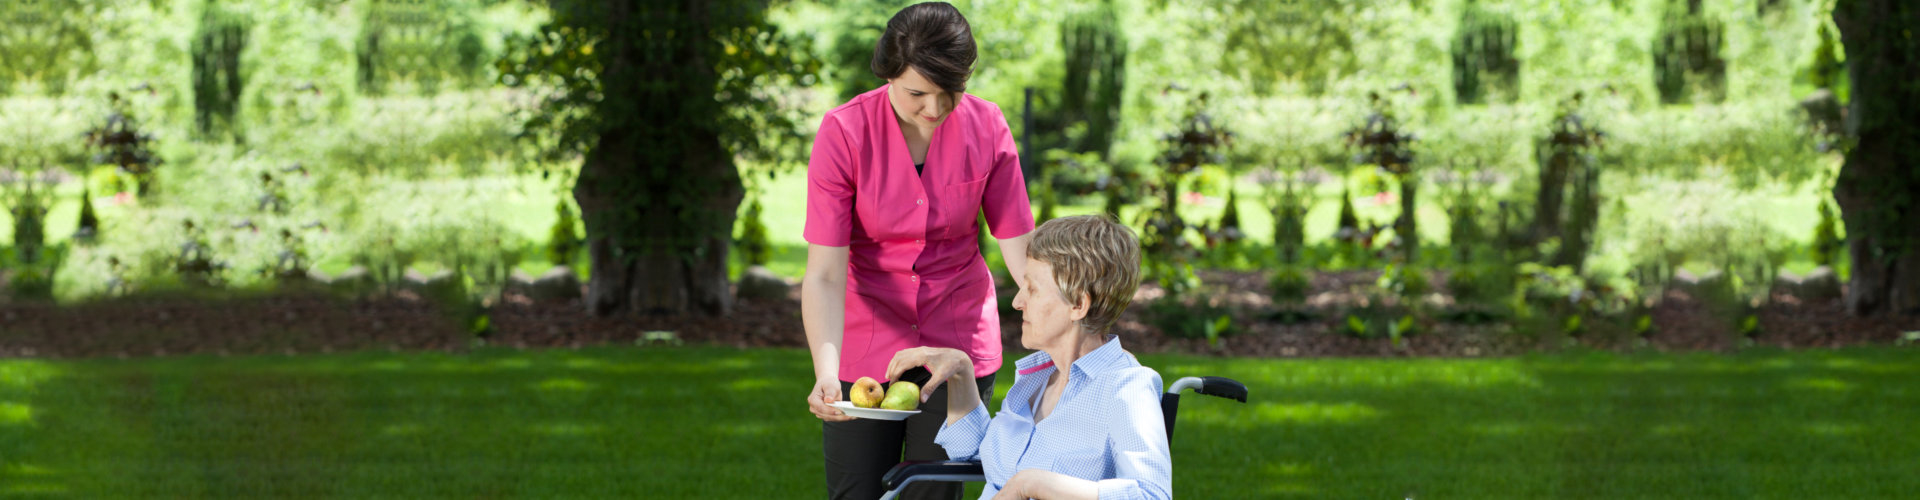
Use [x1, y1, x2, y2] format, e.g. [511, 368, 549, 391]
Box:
[850, 377, 884, 408]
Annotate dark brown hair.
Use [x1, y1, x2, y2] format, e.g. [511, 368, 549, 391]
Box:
[871, 2, 976, 94]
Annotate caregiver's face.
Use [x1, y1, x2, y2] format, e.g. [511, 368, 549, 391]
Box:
[886, 66, 954, 130]
[1012, 258, 1085, 350]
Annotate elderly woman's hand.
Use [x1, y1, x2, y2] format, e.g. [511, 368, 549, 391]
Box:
[991, 469, 1038, 500]
[885, 347, 971, 403]
[994, 469, 1099, 500]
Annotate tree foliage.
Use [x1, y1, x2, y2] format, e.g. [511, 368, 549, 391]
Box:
[1058, 2, 1127, 157]
[192, 1, 251, 139]
[0, 0, 99, 96]
[498, 0, 818, 315]
[1451, 1, 1518, 104]
[1651, 1, 1728, 104]
[357, 0, 490, 95]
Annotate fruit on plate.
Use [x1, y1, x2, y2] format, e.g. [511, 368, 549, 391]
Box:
[880, 381, 920, 411]
[850, 377, 885, 408]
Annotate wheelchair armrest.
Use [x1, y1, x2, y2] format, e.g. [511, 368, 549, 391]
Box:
[881, 460, 986, 491]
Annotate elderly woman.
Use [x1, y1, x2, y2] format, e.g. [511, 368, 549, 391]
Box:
[886, 215, 1170, 500]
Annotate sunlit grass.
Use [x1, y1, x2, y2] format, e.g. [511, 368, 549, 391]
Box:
[1, 346, 1916, 497]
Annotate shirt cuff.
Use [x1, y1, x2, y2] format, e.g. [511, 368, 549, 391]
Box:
[932, 403, 991, 461]
[1096, 478, 1146, 500]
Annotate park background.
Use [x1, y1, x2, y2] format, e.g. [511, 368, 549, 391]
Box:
[1, 0, 1917, 497]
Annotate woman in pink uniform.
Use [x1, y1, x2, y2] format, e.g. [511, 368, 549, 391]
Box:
[800, 3, 1033, 499]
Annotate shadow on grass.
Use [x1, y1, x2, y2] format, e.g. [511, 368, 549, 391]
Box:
[1, 361, 65, 498]
[2, 347, 823, 497]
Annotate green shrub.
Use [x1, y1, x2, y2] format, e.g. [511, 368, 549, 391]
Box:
[1271, 181, 1310, 265]
[735, 197, 771, 267]
[260, 228, 314, 284]
[75, 185, 99, 243]
[358, 0, 490, 94]
[1337, 186, 1360, 232]
[1144, 295, 1237, 346]
[1811, 199, 1842, 267]
[8, 191, 46, 261]
[171, 219, 228, 288]
[1445, 189, 1485, 264]
[1142, 258, 1200, 298]
[191, 2, 250, 139]
[1651, 5, 1727, 103]
[3, 243, 65, 300]
[1268, 265, 1312, 303]
[1342, 292, 1416, 345]
[1808, 24, 1844, 92]
[1454, 260, 1520, 301]
[1448, 265, 1486, 303]
[549, 199, 583, 266]
[1377, 264, 1431, 298]
[1451, 3, 1519, 104]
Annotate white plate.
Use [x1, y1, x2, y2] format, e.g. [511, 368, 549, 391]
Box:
[832, 401, 922, 421]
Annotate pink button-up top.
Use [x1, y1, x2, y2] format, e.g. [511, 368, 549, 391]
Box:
[804, 85, 1034, 382]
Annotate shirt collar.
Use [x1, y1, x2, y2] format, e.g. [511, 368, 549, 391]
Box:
[1013, 335, 1132, 380]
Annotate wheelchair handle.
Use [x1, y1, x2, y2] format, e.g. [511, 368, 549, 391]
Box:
[1167, 376, 1248, 403]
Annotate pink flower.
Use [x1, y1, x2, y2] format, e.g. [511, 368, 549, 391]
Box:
[1371, 191, 1394, 206]
[1184, 191, 1206, 205]
[112, 192, 133, 205]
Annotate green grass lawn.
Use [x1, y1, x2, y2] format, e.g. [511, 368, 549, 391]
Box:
[4, 346, 1917, 498]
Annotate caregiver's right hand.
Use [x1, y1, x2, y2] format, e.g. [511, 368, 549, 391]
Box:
[808, 378, 855, 422]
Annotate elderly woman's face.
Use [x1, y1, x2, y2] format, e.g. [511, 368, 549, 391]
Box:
[1012, 257, 1087, 350]
[886, 66, 954, 130]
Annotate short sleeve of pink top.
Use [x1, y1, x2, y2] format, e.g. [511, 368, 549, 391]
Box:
[804, 85, 1034, 383]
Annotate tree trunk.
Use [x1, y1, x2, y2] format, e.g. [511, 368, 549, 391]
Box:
[1397, 176, 1418, 263]
[1532, 142, 1569, 249]
[1553, 163, 1599, 273]
[1832, 0, 1920, 316]
[630, 130, 741, 316]
[574, 0, 743, 318]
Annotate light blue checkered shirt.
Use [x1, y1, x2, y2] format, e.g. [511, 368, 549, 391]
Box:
[934, 335, 1171, 500]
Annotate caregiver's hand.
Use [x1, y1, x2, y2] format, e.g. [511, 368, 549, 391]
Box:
[885, 347, 971, 403]
[808, 378, 854, 422]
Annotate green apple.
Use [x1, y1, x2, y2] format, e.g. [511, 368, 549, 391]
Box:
[880, 381, 920, 410]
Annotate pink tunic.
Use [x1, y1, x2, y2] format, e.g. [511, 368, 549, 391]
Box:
[804, 85, 1034, 382]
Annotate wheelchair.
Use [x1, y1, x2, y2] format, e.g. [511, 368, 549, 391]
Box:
[876, 376, 1249, 500]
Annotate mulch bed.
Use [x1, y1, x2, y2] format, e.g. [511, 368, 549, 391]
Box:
[1, 270, 1912, 360]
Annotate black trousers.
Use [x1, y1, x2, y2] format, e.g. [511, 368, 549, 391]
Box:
[823, 367, 996, 500]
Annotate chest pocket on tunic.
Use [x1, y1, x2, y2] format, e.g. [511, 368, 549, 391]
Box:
[854, 183, 911, 241]
[940, 175, 989, 240]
